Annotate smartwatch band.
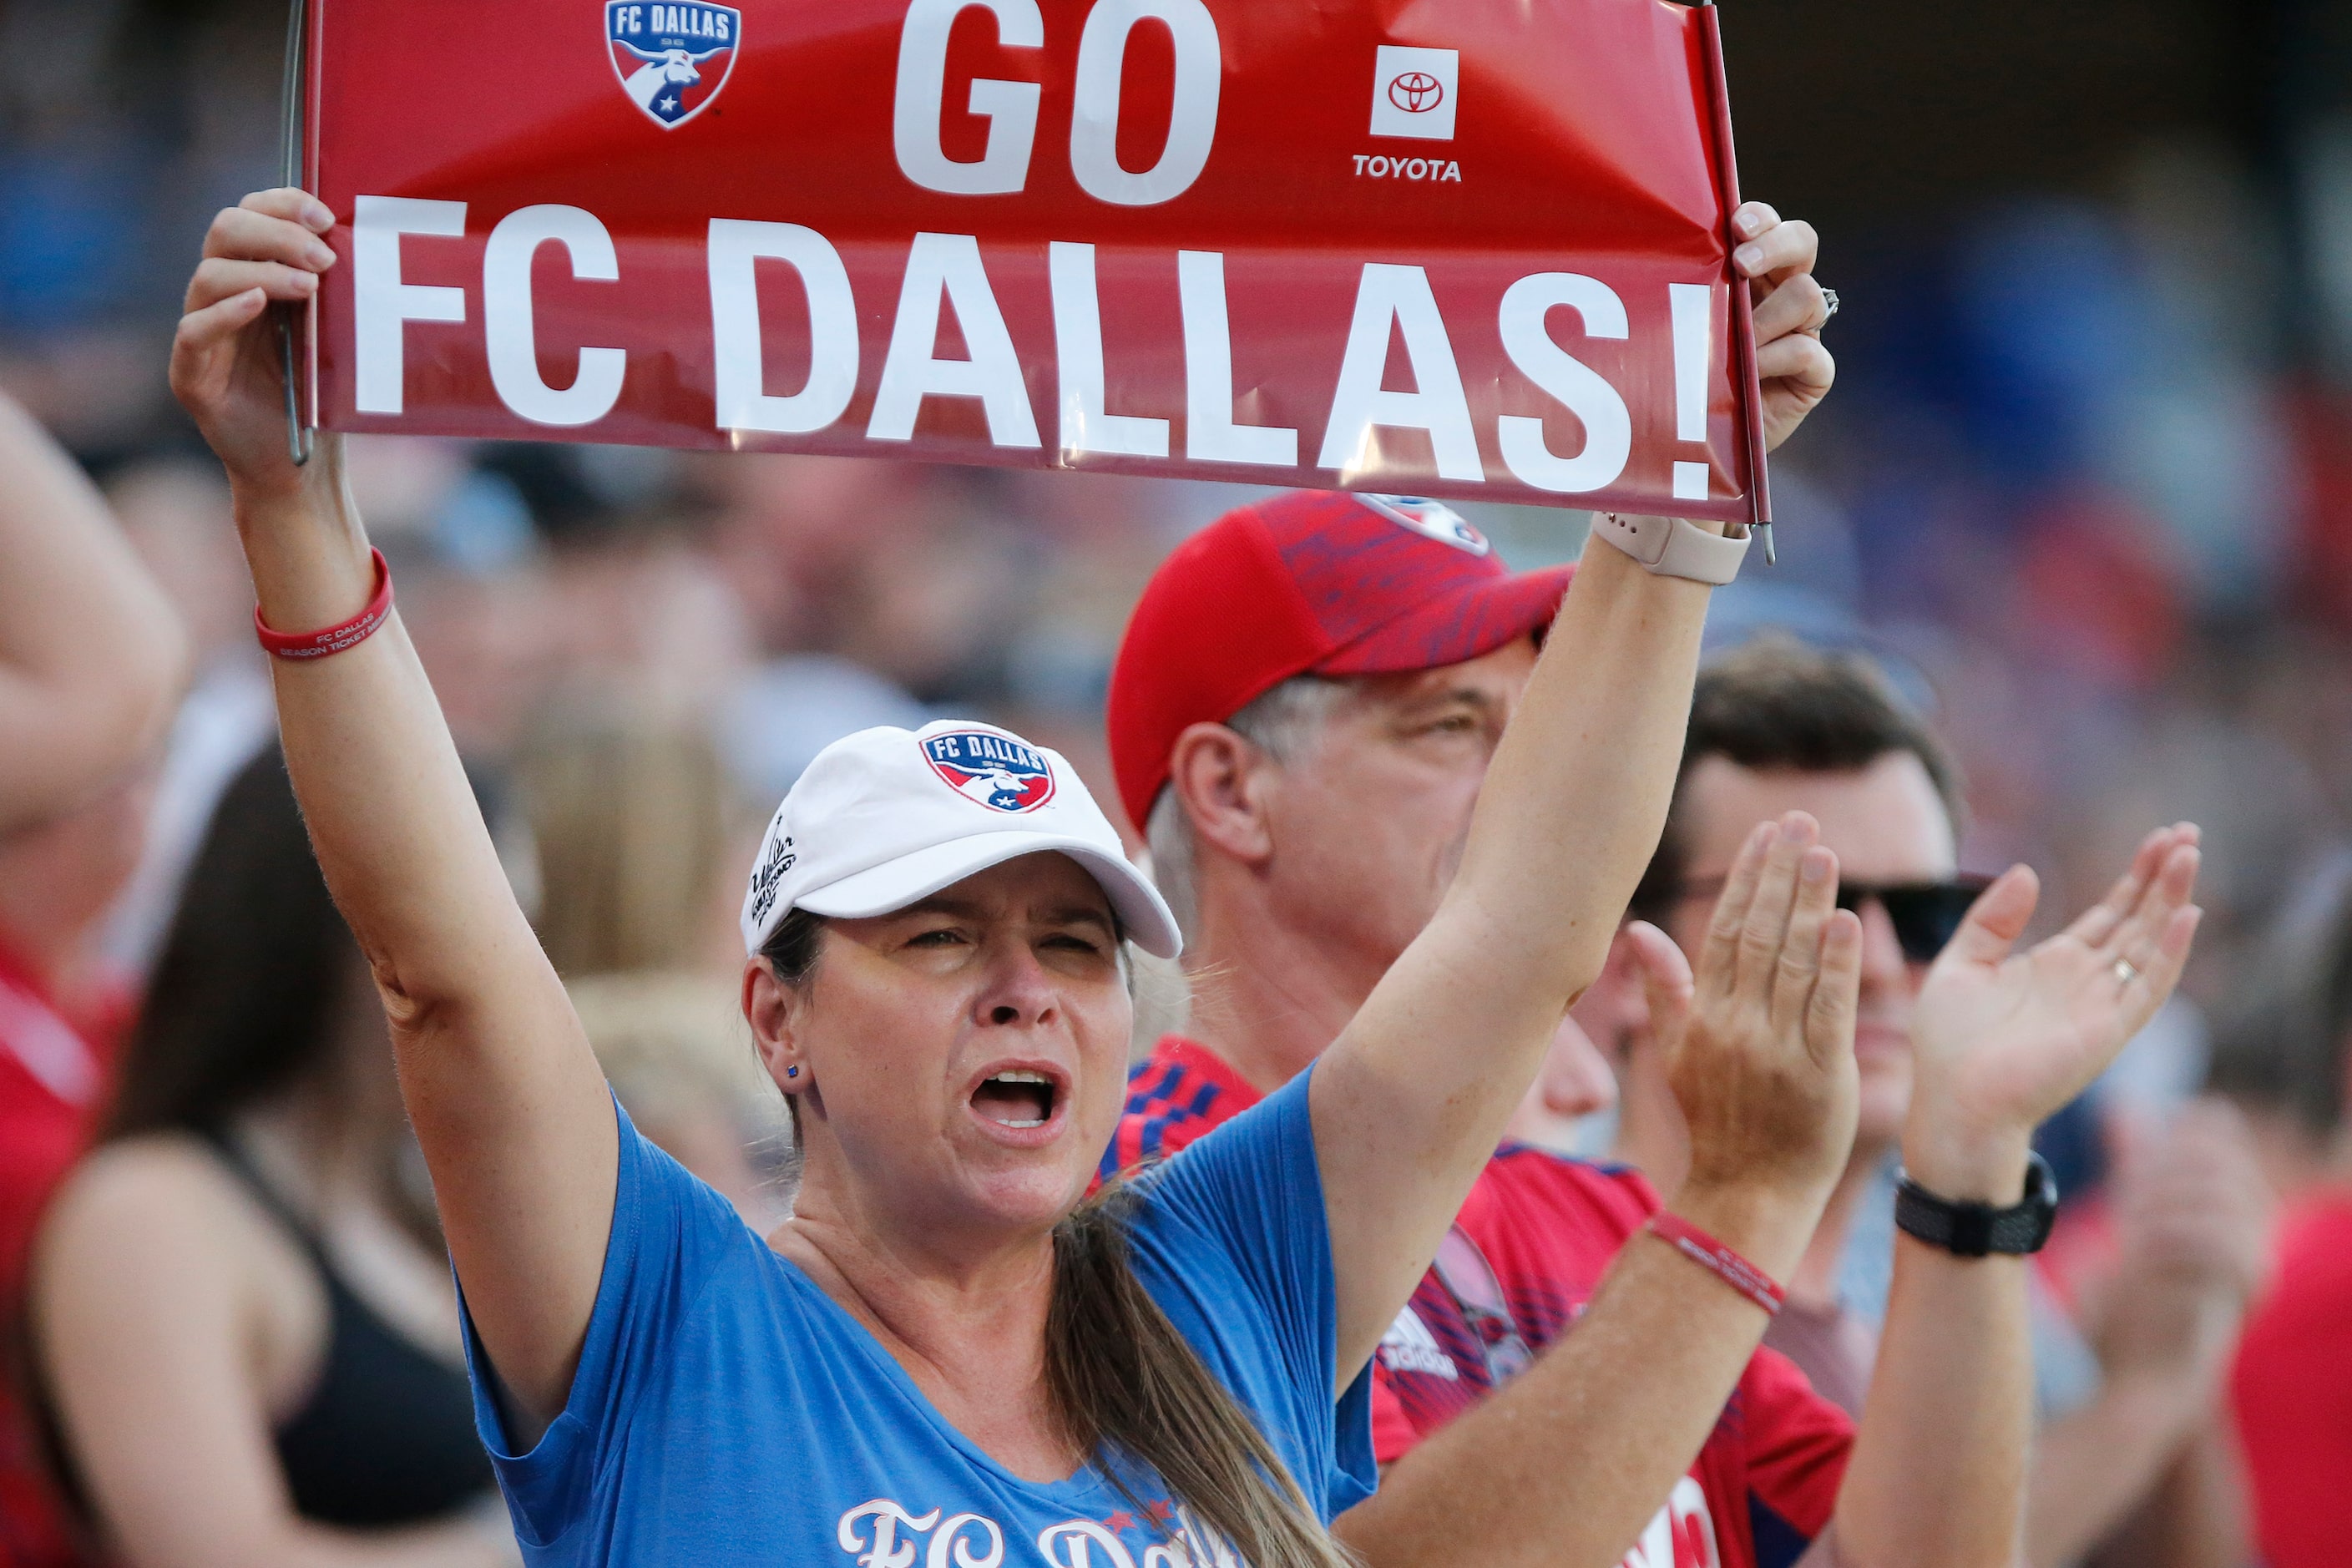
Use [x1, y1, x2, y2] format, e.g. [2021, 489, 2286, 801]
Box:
[1591, 513, 1752, 585]
[1895, 1151, 2060, 1257]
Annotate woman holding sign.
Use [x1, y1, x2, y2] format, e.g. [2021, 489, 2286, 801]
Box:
[164, 187, 1886, 1566]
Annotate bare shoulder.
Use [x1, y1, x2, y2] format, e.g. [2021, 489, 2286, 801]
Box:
[36, 1134, 303, 1304]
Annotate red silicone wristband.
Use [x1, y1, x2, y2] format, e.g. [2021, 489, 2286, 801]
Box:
[255, 549, 394, 660]
[1647, 1212, 1786, 1316]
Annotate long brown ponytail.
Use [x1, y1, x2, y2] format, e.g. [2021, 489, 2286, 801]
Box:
[1050, 1181, 1359, 1568]
[761, 908, 1354, 1568]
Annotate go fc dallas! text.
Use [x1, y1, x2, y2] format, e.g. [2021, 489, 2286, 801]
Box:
[335, 0, 1726, 503]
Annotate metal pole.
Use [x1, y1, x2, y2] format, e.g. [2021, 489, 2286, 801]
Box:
[277, 0, 313, 467]
[1694, 0, 1772, 563]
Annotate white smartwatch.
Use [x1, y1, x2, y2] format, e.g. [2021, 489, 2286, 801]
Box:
[1591, 513, 1752, 585]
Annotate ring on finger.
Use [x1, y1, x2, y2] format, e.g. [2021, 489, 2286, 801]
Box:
[2112, 957, 2140, 989]
[1818, 287, 1839, 323]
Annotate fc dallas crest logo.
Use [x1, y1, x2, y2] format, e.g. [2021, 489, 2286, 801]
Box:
[606, 2, 740, 129]
[920, 730, 1058, 815]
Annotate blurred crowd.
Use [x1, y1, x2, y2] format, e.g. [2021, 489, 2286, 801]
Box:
[3, 0, 2351, 1565]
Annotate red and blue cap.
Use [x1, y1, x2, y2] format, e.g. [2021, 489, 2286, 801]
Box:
[1107, 492, 1573, 832]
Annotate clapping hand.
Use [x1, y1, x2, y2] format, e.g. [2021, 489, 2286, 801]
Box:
[1630, 813, 1862, 1257]
[1905, 825, 2204, 1199]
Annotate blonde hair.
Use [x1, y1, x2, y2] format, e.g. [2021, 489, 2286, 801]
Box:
[518, 703, 735, 978]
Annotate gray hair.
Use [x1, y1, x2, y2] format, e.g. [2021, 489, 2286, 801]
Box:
[1145, 675, 1351, 948]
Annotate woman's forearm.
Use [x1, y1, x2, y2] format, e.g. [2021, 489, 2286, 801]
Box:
[1314, 530, 1720, 1371]
[1448, 532, 1712, 1001]
[235, 470, 537, 1023]
[234, 468, 615, 1423]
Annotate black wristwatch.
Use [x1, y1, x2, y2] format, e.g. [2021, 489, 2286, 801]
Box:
[1894, 1152, 2059, 1257]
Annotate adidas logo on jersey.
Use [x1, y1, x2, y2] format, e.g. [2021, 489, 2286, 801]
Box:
[1375, 1306, 1458, 1379]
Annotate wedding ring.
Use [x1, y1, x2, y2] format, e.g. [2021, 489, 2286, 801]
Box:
[2112, 958, 2140, 988]
[1819, 287, 1839, 321]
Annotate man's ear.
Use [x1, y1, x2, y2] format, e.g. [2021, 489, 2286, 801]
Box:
[742, 959, 809, 1094]
[1166, 721, 1278, 867]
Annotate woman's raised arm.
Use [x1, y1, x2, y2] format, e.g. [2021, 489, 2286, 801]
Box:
[1310, 205, 1837, 1376]
[172, 190, 615, 1426]
[0, 392, 188, 833]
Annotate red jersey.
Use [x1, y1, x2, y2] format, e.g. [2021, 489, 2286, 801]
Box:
[1108, 1036, 1853, 1568]
[0, 941, 103, 1566]
[2232, 1190, 2352, 1568]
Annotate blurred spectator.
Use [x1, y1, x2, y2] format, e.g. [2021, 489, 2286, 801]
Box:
[0, 392, 186, 1566]
[568, 972, 790, 1228]
[96, 455, 275, 979]
[2210, 854, 2352, 1568]
[2038, 1101, 2269, 1568]
[514, 701, 747, 980]
[28, 751, 515, 1567]
[0, 771, 156, 1568]
[0, 394, 185, 837]
[1604, 637, 2264, 1565]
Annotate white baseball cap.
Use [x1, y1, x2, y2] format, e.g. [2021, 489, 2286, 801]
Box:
[739, 719, 1181, 960]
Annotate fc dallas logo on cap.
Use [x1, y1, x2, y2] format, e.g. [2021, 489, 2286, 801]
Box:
[921, 730, 1058, 814]
[1358, 493, 1491, 556]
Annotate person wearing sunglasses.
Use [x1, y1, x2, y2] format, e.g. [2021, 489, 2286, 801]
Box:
[1104, 481, 2204, 1568]
[1591, 634, 2248, 1560]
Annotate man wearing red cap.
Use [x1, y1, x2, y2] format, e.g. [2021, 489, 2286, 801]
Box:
[1105, 205, 2203, 1568]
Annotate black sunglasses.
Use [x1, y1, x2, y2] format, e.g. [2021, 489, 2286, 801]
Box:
[1675, 873, 1991, 963]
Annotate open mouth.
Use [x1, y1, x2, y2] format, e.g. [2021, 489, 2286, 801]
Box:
[970, 1069, 1059, 1130]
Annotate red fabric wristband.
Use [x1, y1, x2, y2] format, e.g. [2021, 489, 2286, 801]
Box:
[1647, 1212, 1786, 1316]
[254, 549, 394, 660]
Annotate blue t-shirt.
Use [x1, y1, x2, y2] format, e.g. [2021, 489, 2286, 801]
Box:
[465, 1069, 1376, 1565]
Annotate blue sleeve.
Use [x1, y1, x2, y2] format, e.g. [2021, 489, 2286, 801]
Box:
[1125, 1065, 1379, 1520]
[458, 1098, 746, 1549]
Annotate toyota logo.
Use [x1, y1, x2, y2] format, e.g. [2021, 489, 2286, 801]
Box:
[1387, 71, 1444, 114]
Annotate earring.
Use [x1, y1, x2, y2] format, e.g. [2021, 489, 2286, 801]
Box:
[786, 1066, 800, 1079]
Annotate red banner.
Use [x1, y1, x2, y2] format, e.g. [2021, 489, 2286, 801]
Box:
[299, 0, 1764, 523]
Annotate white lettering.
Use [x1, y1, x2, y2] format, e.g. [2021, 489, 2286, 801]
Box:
[1176, 250, 1297, 467]
[893, 0, 1044, 195]
[1069, 0, 1220, 206]
[1038, 1521, 1141, 1568]
[1668, 281, 1714, 501]
[869, 232, 1040, 448]
[1495, 272, 1631, 493]
[352, 195, 467, 415]
[481, 205, 625, 427]
[1669, 282, 1712, 443]
[1353, 154, 1368, 175]
[707, 219, 858, 435]
[1170, 1508, 1243, 1568]
[927, 1514, 1005, 1568]
[1405, 158, 1427, 179]
[1318, 262, 1481, 482]
[1048, 241, 1170, 458]
[1441, 161, 1460, 181]
[838, 1501, 943, 1568]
